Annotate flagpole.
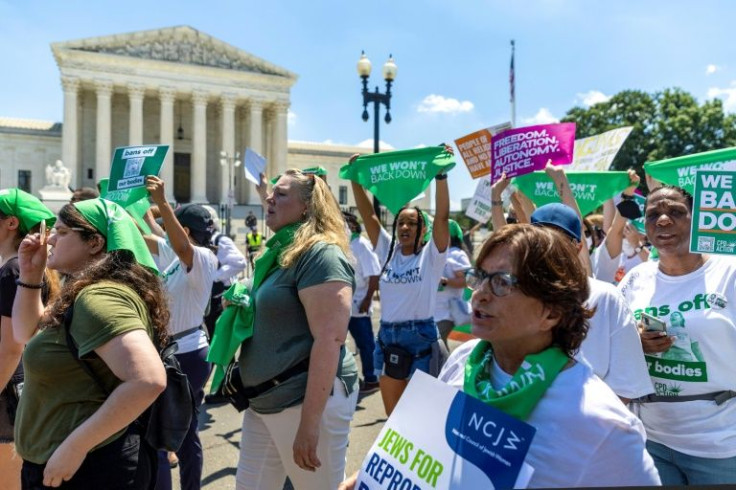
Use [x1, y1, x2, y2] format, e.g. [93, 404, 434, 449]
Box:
[510, 39, 516, 128]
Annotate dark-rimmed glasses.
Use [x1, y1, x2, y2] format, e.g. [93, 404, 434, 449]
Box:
[465, 268, 517, 297]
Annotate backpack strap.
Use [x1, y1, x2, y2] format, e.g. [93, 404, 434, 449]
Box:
[63, 304, 111, 396]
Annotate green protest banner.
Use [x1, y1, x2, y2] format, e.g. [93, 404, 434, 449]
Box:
[99, 178, 152, 235]
[339, 146, 455, 214]
[513, 171, 631, 216]
[107, 145, 168, 207]
[690, 170, 736, 255]
[644, 147, 736, 194]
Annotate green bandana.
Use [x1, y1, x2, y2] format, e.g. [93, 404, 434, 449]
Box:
[350, 232, 360, 242]
[99, 178, 152, 234]
[207, 282, 253, 391]
[463, 340, 568, 421]
[303, 166, 327, 177]
[513, 171, 631, 216]
[339, 146, 455, 215]
[644, 146, 736, 194]
[0, 188, 56, 234]
[73, 198, 158, 273]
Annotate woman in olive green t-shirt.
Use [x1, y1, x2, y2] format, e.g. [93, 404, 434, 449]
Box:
[12, 199, 169, 489]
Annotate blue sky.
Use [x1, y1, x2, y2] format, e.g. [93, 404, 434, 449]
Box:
[2, 0, 735, 206]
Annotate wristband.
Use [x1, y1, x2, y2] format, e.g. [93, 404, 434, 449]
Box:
[15, 278, 44, 289]
[491, 200, 503, 206]
[435, 173, 448, 180]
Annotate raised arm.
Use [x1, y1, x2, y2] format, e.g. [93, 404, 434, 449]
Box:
[146, 175, 194, 269]
[348, 154, 382, 248]
[490, 173, 511, 231]
[606, 170, 641, 260]
[12, 232, 48, 343]
[256, 172, 269, 209]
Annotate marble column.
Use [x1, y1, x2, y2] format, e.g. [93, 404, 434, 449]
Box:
[272, 102, 290, 178]
[220, 93, 236, 204]
[94, 79, 113, 182]
[159, 87, 176, 201]
[246, 99, 264, 204]
[128, 83, 145, 146]
[191, 90, 209, 203]
[61, 77, 80, 182]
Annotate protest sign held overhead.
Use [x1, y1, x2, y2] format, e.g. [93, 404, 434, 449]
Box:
[339, 146, 455, 215]
[691, 170, 736, 255]
[454, 122, 511, 179]
[355, 371, 535, 489]
[644, 147, 736, 194]
[513, 171, 631, 216]
[107, 145, 168, 207]
[570, 127, 632, 171]
[491, 123, 576, 183]
[243, 148, 266, 186]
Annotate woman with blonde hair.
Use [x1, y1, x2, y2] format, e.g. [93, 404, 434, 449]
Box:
[234, 169, 358, 489]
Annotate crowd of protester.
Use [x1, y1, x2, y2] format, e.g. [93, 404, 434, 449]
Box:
[1, 143, 736, 489]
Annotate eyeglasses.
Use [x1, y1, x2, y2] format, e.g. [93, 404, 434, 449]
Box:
[49, 226, 86, 237]
[465, 268, 517, 297]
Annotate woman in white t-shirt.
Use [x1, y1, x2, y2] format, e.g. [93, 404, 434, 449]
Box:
[434, 219, 471, 345]
[619, 184, 736, 485]
[349, 156, 450, 416]
[144, 177, 218, 490]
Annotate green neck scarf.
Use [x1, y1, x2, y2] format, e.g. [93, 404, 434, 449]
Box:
[252, 222, 301, 294]
[350, 232, 360, 242]
[464, 340, 568, 421]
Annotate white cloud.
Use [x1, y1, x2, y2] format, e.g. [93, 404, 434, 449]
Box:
[521, 108, 559, 125]
[575, 90, 611, 107]
[287, 110, 297, 126]
[706, 64, 720, 75]
[356, 139, 395, 150]
[707, 82, 736, 112]
[417, 94, 474, 114]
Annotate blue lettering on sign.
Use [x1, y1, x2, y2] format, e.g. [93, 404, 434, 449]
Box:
[444, 392, 535, 488]
[362, 453, 422, 490]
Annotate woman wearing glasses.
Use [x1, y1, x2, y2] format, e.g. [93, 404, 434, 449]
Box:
[439, 224, 660, 487]
[341, 224, 660, 489]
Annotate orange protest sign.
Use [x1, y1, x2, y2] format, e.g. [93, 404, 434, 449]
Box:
[454, 122, 511, 179]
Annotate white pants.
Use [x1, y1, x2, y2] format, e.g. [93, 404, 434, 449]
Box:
[236, 378, 358, 490]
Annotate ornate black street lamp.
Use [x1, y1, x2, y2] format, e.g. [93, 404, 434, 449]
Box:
[357, 51, 397, 219]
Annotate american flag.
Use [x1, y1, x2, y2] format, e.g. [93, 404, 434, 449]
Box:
[509, 40, 515, 104]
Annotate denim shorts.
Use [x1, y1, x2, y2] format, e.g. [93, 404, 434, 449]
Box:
[373, 318, 439, 379]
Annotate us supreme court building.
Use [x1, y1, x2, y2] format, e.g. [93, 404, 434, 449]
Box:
[1, 26, 428, 219]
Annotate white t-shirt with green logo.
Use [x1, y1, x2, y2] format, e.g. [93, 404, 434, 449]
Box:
[375, 228, 446, 323]
[618, 256, 736, 458]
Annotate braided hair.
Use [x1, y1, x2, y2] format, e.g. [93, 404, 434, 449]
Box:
[381, 206, 425, 275]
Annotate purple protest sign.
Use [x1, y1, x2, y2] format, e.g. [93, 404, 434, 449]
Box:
[490, 122, 576, 183]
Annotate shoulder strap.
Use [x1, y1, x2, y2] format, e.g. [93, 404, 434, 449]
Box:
[63, 304, 110, 396]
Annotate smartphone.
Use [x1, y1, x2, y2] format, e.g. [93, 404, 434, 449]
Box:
[640, 312, 667, 332]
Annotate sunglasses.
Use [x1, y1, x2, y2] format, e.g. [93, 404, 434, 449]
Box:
[465, 268, 518, 297]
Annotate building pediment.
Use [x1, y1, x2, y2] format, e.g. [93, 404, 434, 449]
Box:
[52, 26, 296, 80]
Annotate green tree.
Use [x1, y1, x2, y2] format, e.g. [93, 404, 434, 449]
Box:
[561, 88, 736, 176]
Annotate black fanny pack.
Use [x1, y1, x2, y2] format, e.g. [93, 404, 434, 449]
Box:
[379, 340, 431, 380]
[221, 357, 310, 412]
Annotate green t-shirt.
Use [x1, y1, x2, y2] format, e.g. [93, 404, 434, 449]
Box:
[15, 282, 152, 464]
[238, 242, 358, 414]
